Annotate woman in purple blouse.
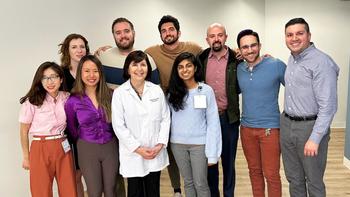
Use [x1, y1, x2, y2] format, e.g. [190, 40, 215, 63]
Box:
[65, 55, 118, 197]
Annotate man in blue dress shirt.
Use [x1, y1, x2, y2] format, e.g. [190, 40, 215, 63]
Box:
[281, 17, 339, 197]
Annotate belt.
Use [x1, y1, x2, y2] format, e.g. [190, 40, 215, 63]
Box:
[284, 112, 317, 121]
[32, 134, 66, 141]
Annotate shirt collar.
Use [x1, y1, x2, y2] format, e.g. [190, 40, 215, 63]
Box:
[241, 56, 265, 72]
[208, 46, 229, 60]
[45, 92, 60, 103]
[292, 42, 315, 61]
[125, 79, 152, 93]
[160, 42, 183, 54]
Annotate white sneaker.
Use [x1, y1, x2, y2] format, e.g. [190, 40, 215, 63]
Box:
[173, 192, 182, 197]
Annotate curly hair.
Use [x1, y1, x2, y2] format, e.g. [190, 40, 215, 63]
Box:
[158, 15, 180, 33]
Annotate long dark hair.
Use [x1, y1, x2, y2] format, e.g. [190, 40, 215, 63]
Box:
[167, 52, 203, 111]
[20, 62, 65, 106]
[71, 55, 112, 122]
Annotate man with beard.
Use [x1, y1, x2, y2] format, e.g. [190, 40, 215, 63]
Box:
[95, 17, 159, 197]
[97, 17, 159, 90]
[145, 15, 202, 197]
[197, 23, 241, 197]
[145, 15, 202, 91]
[236, 29, 285, 197]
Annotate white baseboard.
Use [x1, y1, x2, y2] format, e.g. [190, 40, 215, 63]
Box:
[331, 121, 345, 128]
[344, 156, 350, 170]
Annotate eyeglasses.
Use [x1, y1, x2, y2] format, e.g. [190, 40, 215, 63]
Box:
[41, 75, 60, 83]
[240, 43, 259, 51]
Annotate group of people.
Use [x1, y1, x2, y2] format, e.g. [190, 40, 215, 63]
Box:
[19, 14, 339, 197]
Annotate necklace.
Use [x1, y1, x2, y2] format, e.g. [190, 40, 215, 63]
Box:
[130, 81, 144, 100]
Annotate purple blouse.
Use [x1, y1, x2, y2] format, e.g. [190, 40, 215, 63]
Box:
[65, 94, 114, 144]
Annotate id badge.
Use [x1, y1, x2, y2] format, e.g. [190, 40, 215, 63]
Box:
[194, 95, 207, 109]
[61, 139, 71, 153]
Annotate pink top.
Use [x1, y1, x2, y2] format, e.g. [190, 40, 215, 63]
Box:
[19, 91, 69, 136]
[205, 49, 229, 111]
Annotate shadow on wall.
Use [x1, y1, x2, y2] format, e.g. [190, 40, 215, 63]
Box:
[344, 57, 350, 170]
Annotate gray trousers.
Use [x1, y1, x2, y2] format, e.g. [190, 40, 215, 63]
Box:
[171, 143, 210, 197]
[167, 145, 181, 190]
[280, 114, 329, 197]
[77, 138, 118, 197]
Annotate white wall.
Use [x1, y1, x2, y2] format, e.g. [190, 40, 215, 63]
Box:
[0, 0, 265, 196]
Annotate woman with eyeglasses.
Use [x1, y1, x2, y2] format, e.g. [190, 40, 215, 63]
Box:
[19, 62, 77, 197]
[59, 33, 89, 197]
[65, 55, 118, 197]
[167, 52, 222, 197]
[111, 50, 170, 197]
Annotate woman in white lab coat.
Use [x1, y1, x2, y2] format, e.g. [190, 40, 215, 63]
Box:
[111, 50, 170, 197]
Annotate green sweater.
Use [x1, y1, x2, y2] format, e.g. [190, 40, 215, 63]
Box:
[198, 47, 241, 124]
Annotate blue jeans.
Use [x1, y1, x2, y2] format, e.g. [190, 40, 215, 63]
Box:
[208, 111, 239, 197]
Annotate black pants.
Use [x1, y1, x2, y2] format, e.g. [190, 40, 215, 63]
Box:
[127, 171, 161, 197]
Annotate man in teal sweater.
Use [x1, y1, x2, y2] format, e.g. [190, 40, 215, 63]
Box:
[236, 29, 285, 197]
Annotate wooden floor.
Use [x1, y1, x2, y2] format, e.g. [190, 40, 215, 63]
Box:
[159, 128, 350, 197]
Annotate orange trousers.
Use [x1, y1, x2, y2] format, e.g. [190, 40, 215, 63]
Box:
[29, 137, 77, 197]
[240, 126, 282, 197]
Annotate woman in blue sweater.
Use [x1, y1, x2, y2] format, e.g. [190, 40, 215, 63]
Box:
[167, 52, 222, 197]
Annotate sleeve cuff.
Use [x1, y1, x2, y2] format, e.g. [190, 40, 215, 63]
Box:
[309, 132, 324, 144]
[129, 142, 141, 153]
[207, 157, 219, 164]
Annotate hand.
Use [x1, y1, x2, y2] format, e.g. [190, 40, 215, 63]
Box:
[150, 144, 164, 158]
[304, 140, 319, 157]
[22, 158, 30, 170]
[263, 53, 272, 58]
[208, 163, 216, 167]
[135, 146, 154, 160]
[94, 45, 112, 56]
[234, 48, 243, 60]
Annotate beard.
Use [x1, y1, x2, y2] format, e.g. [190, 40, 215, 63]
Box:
[211, 41, 223, 52]
[162, 35, 179, 45]
[115, 37, 134, 50]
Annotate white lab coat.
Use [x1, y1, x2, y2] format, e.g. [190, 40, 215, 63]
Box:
[111, 80, 170, 177]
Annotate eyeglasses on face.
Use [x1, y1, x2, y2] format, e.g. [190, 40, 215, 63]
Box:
[240, 43, 259, 51]
[41, 75, 60, 83]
